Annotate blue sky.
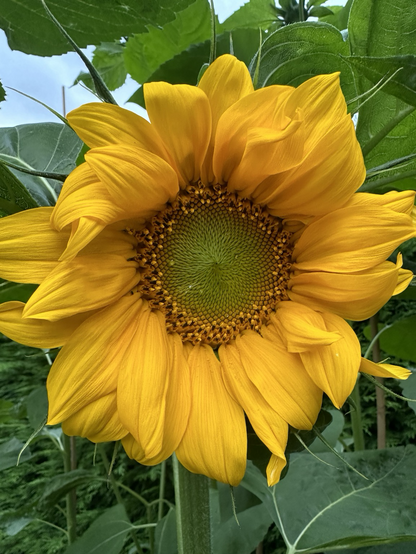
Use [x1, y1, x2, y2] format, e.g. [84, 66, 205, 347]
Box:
[0, 0, 247, 127]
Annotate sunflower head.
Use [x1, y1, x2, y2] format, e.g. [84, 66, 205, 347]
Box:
[0, 54, 414, 486]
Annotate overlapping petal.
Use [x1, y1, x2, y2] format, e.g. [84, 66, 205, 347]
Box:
[235, 330, 322, 429]
[360, 357, 411, 379]
[144, 82, 211, 185]
[0, 207, 69, 283]
[289, 256, 404, 320]
[47, 295, 144, 424]
[292, 205, 415, 273]
[176, 344, 247, 486]
[117, 306, 171, 459]
[220, 342, 288, 482]
[0, 301, 89, 348]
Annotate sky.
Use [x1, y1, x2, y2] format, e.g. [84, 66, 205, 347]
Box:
[0, 0, 247, 128]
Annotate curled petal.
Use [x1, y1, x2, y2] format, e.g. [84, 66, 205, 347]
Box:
[360, 357, 411, 380]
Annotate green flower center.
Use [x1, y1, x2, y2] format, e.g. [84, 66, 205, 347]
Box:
[136, 184, 293, 345]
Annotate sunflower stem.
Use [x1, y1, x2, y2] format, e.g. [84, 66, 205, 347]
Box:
[370, 314, 386, 449]
[349, 377, 366, 451]
[172, 454, 212, 554]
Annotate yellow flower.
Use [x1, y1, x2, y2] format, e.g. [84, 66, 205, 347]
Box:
[0, 55, 414, 486]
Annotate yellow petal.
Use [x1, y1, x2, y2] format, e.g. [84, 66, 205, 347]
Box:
[267, 454, 287, 487]
[198, 54, 254, 134]
[176, 344, 246, 486]
[198, 54, 254, 183]
[52, 168, 126, 231]
[144, 82, 211, 185]
[47, 294, 144, 424]
[394, 268, 413, 295]
[117, 308, 170, 459]
[0, 207, 69, 284]
[346, 190, 416, 216]
[85, 144, 179, 213]
[235, 331, 322, 429]
[360, 357, 411, 380]
[62, 393, 128, 443]
[257, 118, 364, 218]
[121, 333, 191, 466]
[0, 301, 89, 348]
[293, 205, 415, 273]
[227, 120, 305, 197]
[67, 102, 168, 159]
[271, 301, 341, 352]
[289, 257, 402, 321]
[213, 85, 294, 184]
[300, 313, 361, 408]
[219, 342, 288, 466]
[59, 217, 106, 262]
[23, 254, 138, 320]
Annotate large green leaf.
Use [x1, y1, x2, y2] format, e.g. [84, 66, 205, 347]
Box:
[349, 0, 416, 190]
[219, 0, 277, 32]
[0, 0, 195, 56]
[242, 446, 416, 552]
[75, 42, 128, 92]
[0, 123, 82, 206]
[64, 504, 131, 554]
[254, 22, 357, 103]
[124, 0, 211, 85]
[40, 469, 96, 507]
[26, 386, 48, 430]
[0, 437, 32, 471]
[155, 508, 177, 554]
[400, 372, 416, 416]
[0, 163, 38, 215]
[128, 28, 260, 108]
[376, 315, 416, 363]
[328, 543, 416, 554]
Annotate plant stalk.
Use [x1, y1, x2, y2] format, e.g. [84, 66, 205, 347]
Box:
[172, 454, 212, 554]
[370, 314, 386, 449]
[350, 378, 365, 451]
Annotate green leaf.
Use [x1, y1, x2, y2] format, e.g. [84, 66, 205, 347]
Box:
[124, 0, 212, 85]
[0, 163, 38, 215]
[0, 0, 196, 56]
[26, 386, 48, 430]
[219, 0, 277, 32]
[400, 372, 416, 416]
[0, 81, 5, 103]
[309, 6, 334, 17]
[0, 437, 32, 471]
[155, 508, 177, 554]
[255, 22, 357, 104]
[0, 399, 14, 424]
[376, 315, 416, 363]
[309, 408, 345, 453]
[319, 0, 352, 30]
[40, 469, 95, 507]
[328, 542, 416, 554]
[0, 123, 82, 206]
[213, 483, 272, 554]
[74, 42, 127, 92]
[3, 517, 34, 536]
[243, 446, 416, 552]
[347, 55, 416, 107]
[64, 504, 131, 554]
[0, 280, 37, 303]
[349, 0, 416, 190]
[128, 28, 260, 109]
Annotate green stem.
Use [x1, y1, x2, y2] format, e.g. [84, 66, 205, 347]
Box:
[63, 434, 77, 544]
[298, 0, 306, 21]
[361, 105, 415, 158]
[360, 168, 416, 192]
[209, 0, 216, 64]
[158, 460, 167, 521]
[172, 455, 212, 554]
[98, 445, 145, 554]
[370, 314, 386, 449]
[349, 377, 365, 451]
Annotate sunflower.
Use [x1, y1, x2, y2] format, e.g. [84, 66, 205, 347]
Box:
[0, 55, 414, 486]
